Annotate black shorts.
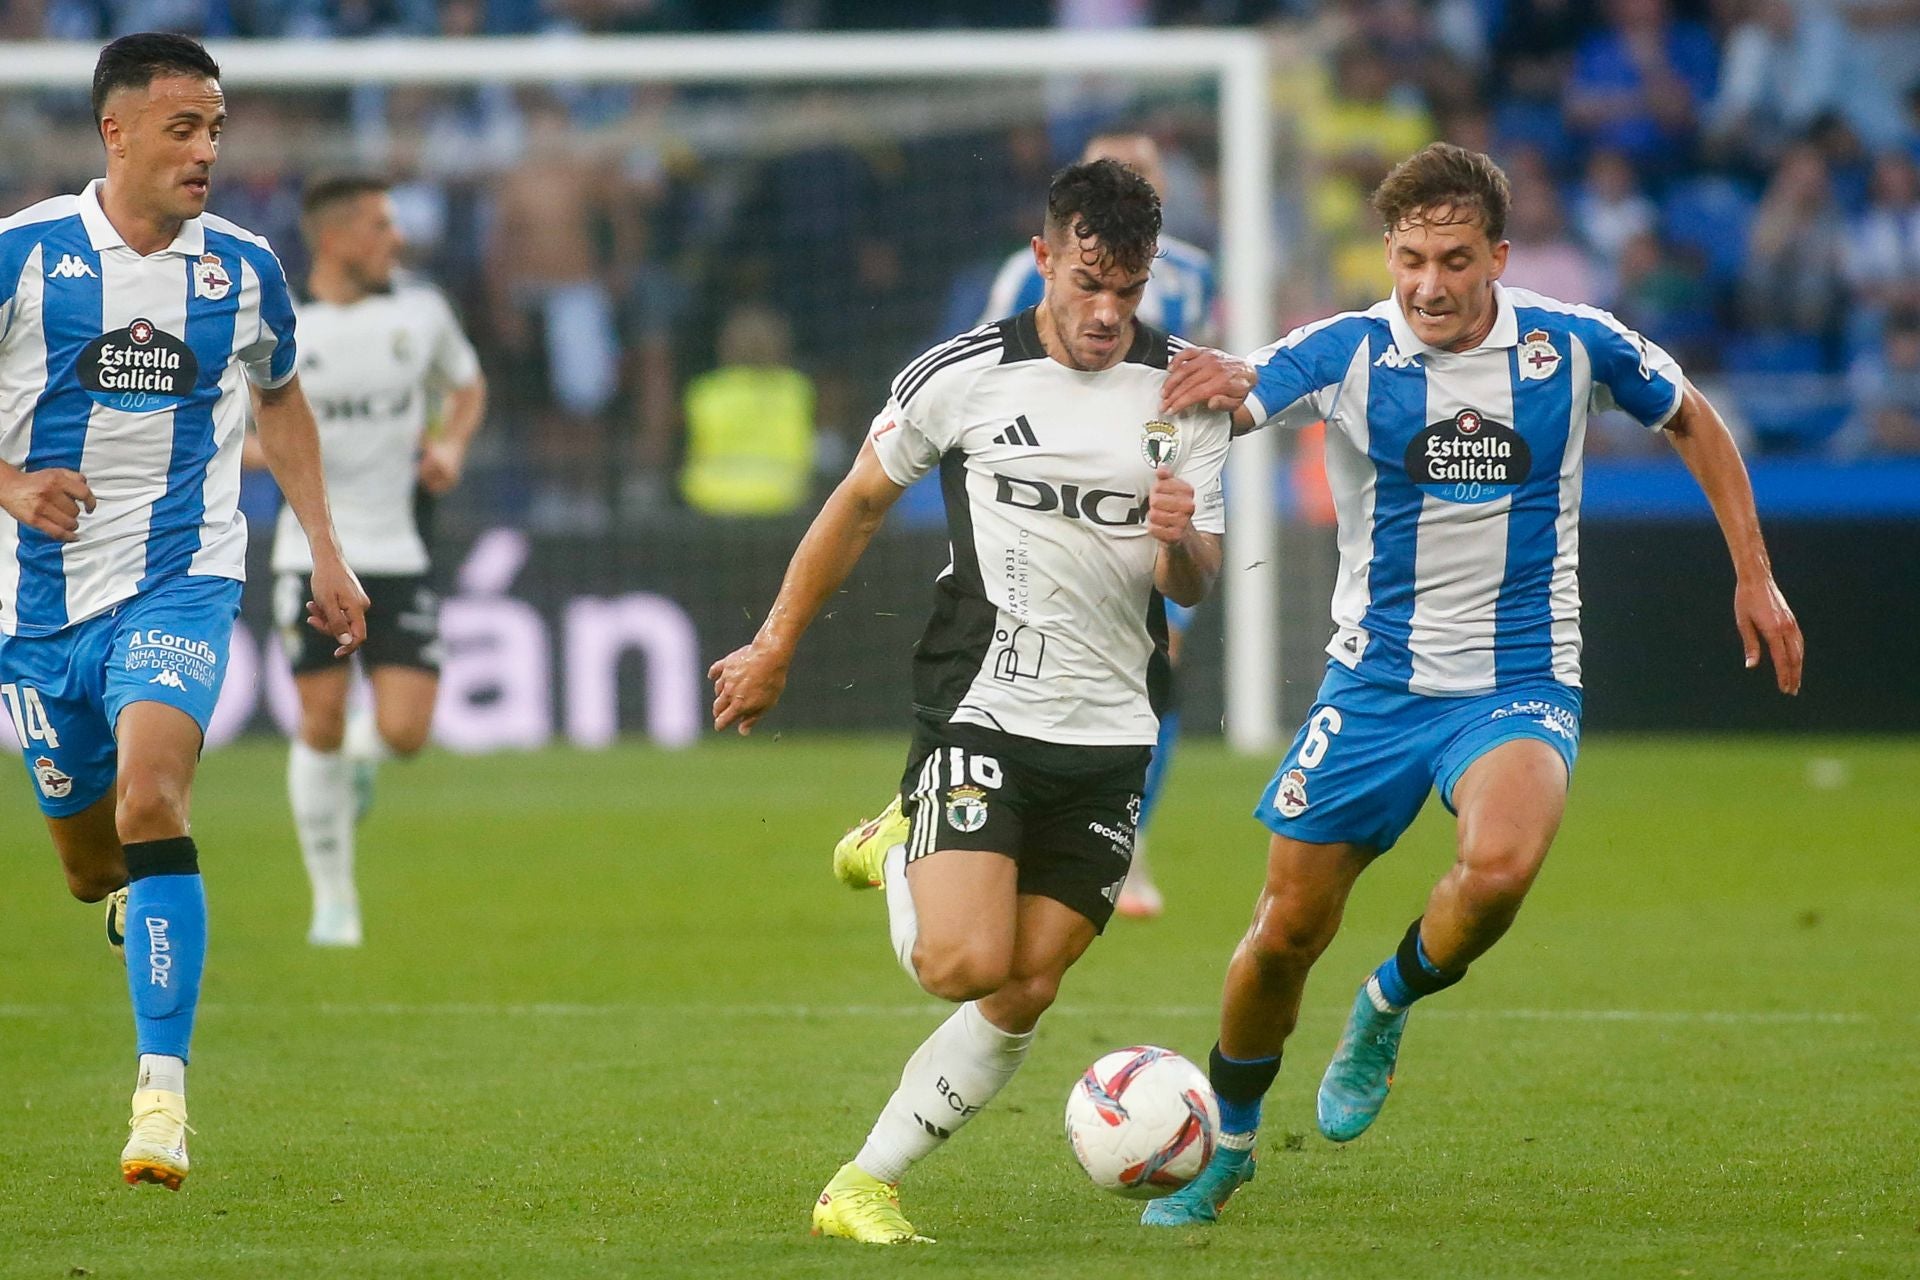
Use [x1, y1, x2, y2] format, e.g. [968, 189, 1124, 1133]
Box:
[274, 572, 443, 676]
[897, 717, 1150, 932]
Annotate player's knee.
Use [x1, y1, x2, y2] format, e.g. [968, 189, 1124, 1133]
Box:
[300, 715, 346, 753]
[379, 720, 430, 758]
[914, 944, 1011, 1003]
[115, 779, 189, 843]
[1455, 849, 1540, 914]
[1246, 907, 1338, 970]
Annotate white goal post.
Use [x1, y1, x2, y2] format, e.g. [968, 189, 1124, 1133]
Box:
[0, 30, 1283, 753]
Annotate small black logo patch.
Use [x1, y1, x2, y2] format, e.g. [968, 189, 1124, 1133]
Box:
[1405, 409, 1531, 504]
[77, 318, 198, 413]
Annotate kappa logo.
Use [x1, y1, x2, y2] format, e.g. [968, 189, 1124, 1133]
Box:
[48, 254, 97, 280]
[1374, 343, 1421, 370]
[149, 670, 188, 690]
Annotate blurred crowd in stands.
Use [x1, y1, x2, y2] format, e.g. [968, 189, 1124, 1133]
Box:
[1, 0, 1917, 524]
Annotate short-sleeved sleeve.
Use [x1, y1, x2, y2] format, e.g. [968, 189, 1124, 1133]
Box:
[867, 393, 946, 487]
[1242, 314, 1371, 432]
[238, 243, 299, 389]
[425, 288, 482, 388]
[1176, 408, 1233, 536]
[1573, 307, 1685, 430]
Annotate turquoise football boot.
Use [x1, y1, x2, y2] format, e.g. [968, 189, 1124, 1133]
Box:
[1316, 978, 1409, 1142]
[1138, 1142, 1256, 1226]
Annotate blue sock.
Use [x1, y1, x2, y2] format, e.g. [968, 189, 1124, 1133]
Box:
[1140, 709, 1181, 828]
[124, 838, 207, 1064]
[1208, 1043, 1280, 1137]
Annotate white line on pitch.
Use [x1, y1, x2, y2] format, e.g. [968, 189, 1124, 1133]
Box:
[0, 1003, 1886, 1026]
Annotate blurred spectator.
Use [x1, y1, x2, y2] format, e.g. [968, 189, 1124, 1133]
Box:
[1612, 228, 1719, 365]
[1840, 308, 1920, 454]
[1492, 0, 1599, 104]
[1501, 148, 1604, 302]
[1564, 0, 1718, 176]
[1844, 151, 1920, 321]
[1704, 0, 1889, 169]
[679, 304, 817, 517]
[1832, 0, 1920, 146]
[1808, 111, 1874, 212]
[1736, 142, 1849, 349]
[1572, 146, 1656, 294]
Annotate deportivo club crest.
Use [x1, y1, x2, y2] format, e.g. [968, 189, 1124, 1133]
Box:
[945, 785, 989, 833]
[194, 253, 232, 301]
[1275, 769, 1309, 818]
[32, 755, 73, 799]
[1518, 328, 1561, 381]
[1141, 419, 1180, 469]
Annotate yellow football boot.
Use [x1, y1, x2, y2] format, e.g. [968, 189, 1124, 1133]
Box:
[831, 796, 908, 890]
[121, 1089, 192, 1190]
[105, 886, 127, 960]
[810, 1162, 932, 1244]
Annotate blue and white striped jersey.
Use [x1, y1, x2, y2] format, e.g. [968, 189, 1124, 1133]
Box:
[0, 180, 296, 638]
[981, 232, 1217, 343]
[1245, 283, 1684, 694]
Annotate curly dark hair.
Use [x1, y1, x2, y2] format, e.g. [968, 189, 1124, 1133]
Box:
[1372, 142, 1511, 244]
[1044, 158, 1162, 276]
[91, 32, 221, 126]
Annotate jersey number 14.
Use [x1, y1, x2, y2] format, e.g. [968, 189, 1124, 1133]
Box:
[1, 683, 60, 749]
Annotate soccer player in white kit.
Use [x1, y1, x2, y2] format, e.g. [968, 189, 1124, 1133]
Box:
[977, 131, 1219, 920]
[709, 160, 1234, 1244]
[1145, 143, 1806, 1226]
[257, 175, 485, 948]
[0, 34, 367, 1188]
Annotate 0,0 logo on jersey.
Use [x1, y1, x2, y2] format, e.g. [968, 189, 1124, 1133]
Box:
[1405, 409, 1532, 505]
[76, 318, 199, 413]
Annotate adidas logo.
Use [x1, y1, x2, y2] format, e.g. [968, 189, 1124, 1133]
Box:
[992, 415, 1040, 447]
[48, 254, 97, 280]
[1374, 343, 1420, 370]
[149, 670, 187, 690]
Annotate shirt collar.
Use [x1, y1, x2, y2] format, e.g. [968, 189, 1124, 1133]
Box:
[1383, 281, 1519, 356]
[79, 178, 206, 257]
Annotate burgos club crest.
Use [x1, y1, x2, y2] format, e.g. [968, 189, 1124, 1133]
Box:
[1141, 419, 1180, 469]
[1518, 328, 1561, 381]
[194, 253, 232, 301]
[1405, 407, 1532, 505]
[945, 785, 989, 833]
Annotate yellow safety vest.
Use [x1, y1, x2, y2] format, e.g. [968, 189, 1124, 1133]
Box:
[680, 365, 816, 516]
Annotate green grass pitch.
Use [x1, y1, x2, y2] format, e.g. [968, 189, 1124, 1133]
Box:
[1, 734, 1915, 1278]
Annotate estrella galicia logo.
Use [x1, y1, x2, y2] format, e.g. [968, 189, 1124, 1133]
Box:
[77, 317, 199, 413]
[1405, 408, 1531, 504]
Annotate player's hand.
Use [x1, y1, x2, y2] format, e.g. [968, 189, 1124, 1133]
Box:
[708, 640, 790, 735]
[1146, 465, 1195, 546]
[0, 467, 96, 542]
[1161, 346, 1254, 416]
[306, 553, 371, 659]
[1735, 575, 1803, 696]
[418, 440, 467, 495]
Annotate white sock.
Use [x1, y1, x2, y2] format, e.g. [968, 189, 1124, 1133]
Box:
[136, 1053, 186, 1097]
[342, 707, 390, 766]
[882, 842, 919, 981]
[289, 741, 357, 913]
[853, 1001, 1034, 1185]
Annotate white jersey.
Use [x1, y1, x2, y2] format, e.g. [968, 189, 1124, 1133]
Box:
[1243, 283, 1686, 694]
[0, 180, 297, 637]
[871, 308, 1231, 746]
[270, 277, 479, 576]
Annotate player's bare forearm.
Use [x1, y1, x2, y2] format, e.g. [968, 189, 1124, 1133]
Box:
[254, 375, 343, 558]
[1665, 381, 1804, 693]
[1155, 530, 1221, 608]
[709, 442, 905, 732]
[436, 377, 488, 452]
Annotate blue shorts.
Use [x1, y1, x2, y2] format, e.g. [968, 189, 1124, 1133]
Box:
[1165, 601, 1196, 634]
[1254, 663, 1582, 853]
[0, 575, 242, 818]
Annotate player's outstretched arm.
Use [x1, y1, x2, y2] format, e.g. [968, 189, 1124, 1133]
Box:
[1160, 346, 1255, 424]
[709, 440, 907, 735]
[420, 373, 489, 495]
[255, 373, 370, 659]
[1663, 381, 1804, 695]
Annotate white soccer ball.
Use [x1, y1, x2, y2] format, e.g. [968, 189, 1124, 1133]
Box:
[1064, 1045, 1220, 1199]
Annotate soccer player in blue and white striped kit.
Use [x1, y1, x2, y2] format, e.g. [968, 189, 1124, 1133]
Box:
[0, 34, 368, 1189]
[1144, 143, 1805, 1225]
